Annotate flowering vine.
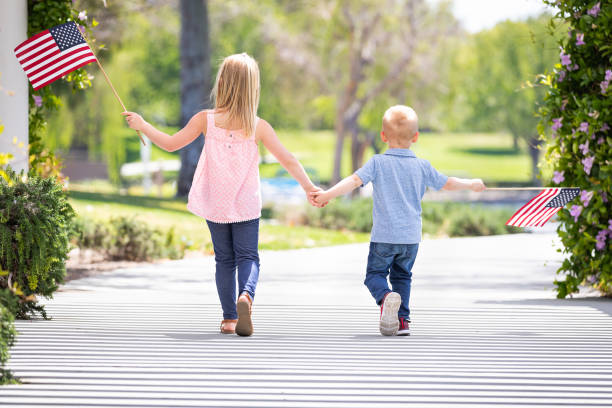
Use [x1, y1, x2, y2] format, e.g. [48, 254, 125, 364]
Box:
[540, 0, 611, 298]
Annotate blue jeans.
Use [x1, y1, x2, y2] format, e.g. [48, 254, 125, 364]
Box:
[206, 218, 260, 320]
[364, 242, 419, 320]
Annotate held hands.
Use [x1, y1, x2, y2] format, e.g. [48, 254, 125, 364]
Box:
[470, 178, 486, 192]
[121, 111, 146, 131]
[309, 189, 329, 206]
[305, 185, 328, 208]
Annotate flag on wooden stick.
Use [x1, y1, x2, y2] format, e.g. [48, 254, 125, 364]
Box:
[14, 22, 96, 90]
[14, 21, 146, 145]
[505, 188, 580, 227]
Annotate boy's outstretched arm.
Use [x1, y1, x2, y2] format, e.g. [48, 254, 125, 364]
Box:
[442, 177, 486, 192]
[122, 111, 205, 152]
[311, 174, 363, 205]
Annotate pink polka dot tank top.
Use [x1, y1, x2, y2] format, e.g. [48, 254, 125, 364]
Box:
[187, 111, 261, 223]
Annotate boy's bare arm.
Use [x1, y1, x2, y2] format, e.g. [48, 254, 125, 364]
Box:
[443, 177, 486, 192]
[311, 174, 363, 204]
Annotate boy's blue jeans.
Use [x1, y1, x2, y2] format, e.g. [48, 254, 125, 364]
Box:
[206, 218, 260, 320]
[364, 242, 419, 320]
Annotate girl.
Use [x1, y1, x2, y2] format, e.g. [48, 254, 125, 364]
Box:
[122, 53, 321, 336]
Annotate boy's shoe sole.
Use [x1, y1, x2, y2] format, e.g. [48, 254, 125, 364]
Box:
[236, 297, 253, 337]
[396, 328, 410, 336]
[380, 292, 401, 336]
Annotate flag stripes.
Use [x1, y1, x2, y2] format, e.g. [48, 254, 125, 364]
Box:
[14, 22, 96, 90]
[506, 188, 580, 227]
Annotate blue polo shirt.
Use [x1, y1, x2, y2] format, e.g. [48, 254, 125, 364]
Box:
[355, 148, 448, 244]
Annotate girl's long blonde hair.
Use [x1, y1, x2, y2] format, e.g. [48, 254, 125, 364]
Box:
[211, 53, 260, 137]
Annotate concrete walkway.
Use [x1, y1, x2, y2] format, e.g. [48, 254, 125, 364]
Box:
[2, 233, 612, 407]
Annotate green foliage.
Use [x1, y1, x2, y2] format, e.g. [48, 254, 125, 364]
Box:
[70, 216, 186, 261]
[0, 168, 74, 318]
[301, 198, 522, 237]
[27, 0, 98, 180]
[539, 1, 611, 298]
[446, 16, 560, 135]
[0, 303, 17, 384]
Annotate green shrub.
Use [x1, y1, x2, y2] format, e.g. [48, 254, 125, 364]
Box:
[0, 304, 16, 384]
[302, 198, 522, 237]
[0, 168, 74, 319]
[70, 216, 187, 262]
[305, 198, 374, 232]
[540, 1, 611, 298]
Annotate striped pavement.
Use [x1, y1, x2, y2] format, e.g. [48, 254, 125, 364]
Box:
[2, 233, 612, 407]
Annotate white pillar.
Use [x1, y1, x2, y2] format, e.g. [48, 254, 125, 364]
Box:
[0, 2, 28, 173]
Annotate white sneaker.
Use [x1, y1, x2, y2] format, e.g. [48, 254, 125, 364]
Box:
[379, 292, 401, 336]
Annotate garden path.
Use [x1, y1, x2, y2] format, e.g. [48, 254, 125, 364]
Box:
[3, 232, 612, 407]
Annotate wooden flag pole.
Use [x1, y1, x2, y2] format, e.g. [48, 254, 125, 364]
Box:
[94, 59, 145, 145]
[81, 29, 145, 145]
[94, 59, 145, 146]
[485, 187, 580, 191]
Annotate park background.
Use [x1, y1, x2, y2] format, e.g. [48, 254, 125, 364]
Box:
[8, 0, 565, 255]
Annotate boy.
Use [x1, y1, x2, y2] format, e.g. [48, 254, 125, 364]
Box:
[311, 105, 485, 336]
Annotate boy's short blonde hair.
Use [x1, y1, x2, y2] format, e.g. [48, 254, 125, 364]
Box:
[382, 105, 418, 141]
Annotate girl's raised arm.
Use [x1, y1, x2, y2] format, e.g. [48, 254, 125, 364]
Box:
[122, 111, 206, 152]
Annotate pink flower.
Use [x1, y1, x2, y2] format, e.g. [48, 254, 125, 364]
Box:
[606, 70, 612, 82]
[570, 205, 582, 222]
[595, 230, 607, 251]
[608, 219, 612, 232]
[78, 10, 87, 21]
[579, 122, 589, 133]
[588, 2, 601, 17]
[580, 190, 594, 207]
[579, 140, 589, 155]
[552, 171, 565, 184]
[576, 33, 585, 46]
[560, 50, 572, 67]
[582, 156, 594, 175]
[552, 117, 563, 133]
[33, 95, 42, 107]
[558, 70, 566, 82]
[602, 80, 610, 94]
[601, 123, 610, 132]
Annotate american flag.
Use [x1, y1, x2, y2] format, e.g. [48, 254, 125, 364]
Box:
[506, 188, 581, 227]
[14, 22, 96, 90]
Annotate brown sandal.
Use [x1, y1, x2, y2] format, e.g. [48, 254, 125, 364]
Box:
[220, 319, 237, 334]
[236, 292, 253, 337]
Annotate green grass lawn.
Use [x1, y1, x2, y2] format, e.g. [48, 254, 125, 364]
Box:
[68, 188, 370, 251]
[124, 128, 532, 186]
[268, 129, 531, 184]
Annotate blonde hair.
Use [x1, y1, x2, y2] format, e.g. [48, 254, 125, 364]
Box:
[382, 105, 419, 141]
[211, 53, 260, 137]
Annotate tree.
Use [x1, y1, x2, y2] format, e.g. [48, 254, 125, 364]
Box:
[445, 17, 560, 184]
[177, 0, 211, 197]
[324, 0, 458, 182]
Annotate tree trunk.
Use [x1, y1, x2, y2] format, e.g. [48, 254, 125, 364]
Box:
[332, 116, 345, 184]
[176, 0, 211, 197]
[512, 134, 519, 151]
[527, 135, 542, 186]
